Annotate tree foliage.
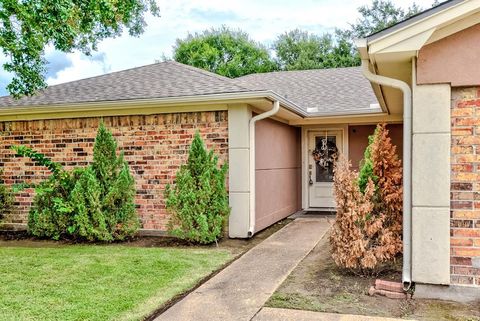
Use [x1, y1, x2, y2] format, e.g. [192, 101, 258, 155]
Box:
[173, 26, 278, 78]
[330, 124, 403, 273]
[347, 0, 423, 39]
[0, 0, 159, 98]
[0, 170, 14, 222]
[273, 29, 359, 70]
[173, 1, 428, 74]
[274, 1, 425, 71]
[13, 123, 138, 241]
[73, 122, 138, 240]
[165, 132, 230, 244]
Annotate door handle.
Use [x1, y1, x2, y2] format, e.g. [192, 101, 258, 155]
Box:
[309, 171, 313, 185]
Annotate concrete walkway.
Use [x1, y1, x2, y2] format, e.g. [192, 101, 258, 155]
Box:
[155, 217, 331, 321]
[253, 307, 413, 321]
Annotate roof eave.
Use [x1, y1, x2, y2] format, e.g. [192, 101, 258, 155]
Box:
[366, 0, 463, 42]
[306, 108, 384, 118]
[365, 0, 480, 55]
[0, 90, 309, 121]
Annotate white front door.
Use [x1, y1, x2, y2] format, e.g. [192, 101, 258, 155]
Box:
[308, 130, 342, 208]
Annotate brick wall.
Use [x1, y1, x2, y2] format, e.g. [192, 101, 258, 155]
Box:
[451, 87, 480, 286]
[0, 111, 228, 230]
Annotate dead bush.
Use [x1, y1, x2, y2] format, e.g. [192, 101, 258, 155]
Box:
[330, 124, 403, 273]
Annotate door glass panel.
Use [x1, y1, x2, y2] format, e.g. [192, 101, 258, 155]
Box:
[314, 136, 337, 182]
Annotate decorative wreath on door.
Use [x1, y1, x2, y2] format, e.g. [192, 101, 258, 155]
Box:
[312, 136, 338, 169]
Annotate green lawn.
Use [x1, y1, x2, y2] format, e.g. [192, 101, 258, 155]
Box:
[0, 245, 231, 321]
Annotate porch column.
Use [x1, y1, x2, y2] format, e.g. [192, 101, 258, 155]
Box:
[227, 104, 252, 238]
[411, 61, 451, 285]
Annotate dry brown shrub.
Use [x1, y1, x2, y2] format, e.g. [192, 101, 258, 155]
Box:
[330, 124, 403, 274]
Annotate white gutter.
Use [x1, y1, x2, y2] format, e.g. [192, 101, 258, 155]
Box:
[0, 90, 306, 119]
[360, 60, 413, 290]
[248, 100, 280, 237]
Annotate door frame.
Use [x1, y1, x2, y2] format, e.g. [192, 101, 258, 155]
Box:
[301, 124, 349, 210]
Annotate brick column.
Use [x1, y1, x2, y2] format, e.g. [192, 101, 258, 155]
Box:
[451, 87, 480, 286]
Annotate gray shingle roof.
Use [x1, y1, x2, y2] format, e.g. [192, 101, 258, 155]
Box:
[0, 61, 379, 116]
[0, 61, 253, 107]
[235, 67, 379, 115]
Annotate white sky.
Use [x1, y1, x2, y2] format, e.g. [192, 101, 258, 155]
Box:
[0, 0, 435, 94]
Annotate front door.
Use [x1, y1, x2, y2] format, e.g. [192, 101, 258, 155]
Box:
[308, 130, 342, 208]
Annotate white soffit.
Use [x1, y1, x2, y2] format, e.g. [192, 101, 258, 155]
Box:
[374, 28, 436, 54]
[426, 10, 480, 45]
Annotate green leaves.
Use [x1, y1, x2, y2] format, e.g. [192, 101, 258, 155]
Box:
[11, 145, 63, 175]
[348, 0, 423, 38]
[70, 166, 111, 241]
[174, 1, 426, 74]
[273, 29, 360, 71]
[0, 170, 14, 222]
[0, 0, 159, 98]
[273, 1, 425, 71]
[165, 131, 230, 244]
[173, 26, 278, 78]
[358, 131, 378, 194]
[14, 122, 139, 241]
[92, 122, 119, 190]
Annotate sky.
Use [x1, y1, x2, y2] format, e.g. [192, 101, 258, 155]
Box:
[0, 0, 435, 96]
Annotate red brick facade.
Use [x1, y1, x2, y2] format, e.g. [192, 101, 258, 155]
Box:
[451, 87, 480, 286]
[0, 111, 228, 230]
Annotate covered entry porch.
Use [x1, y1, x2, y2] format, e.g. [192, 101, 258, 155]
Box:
[300, 123, 403, 212]
[227, 67, 405, 239]
[253, 116, 403, 233]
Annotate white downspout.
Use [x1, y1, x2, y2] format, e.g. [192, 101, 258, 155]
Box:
[248, 100, 280, 237]
[360, 60, 413, 290]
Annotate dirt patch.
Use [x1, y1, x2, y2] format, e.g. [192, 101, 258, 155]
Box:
[266, 232, 480, 321]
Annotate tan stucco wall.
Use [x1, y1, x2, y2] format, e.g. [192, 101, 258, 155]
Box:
[417, 23, 480, 86]
[411, 69, 451, 285]
[348, 124, 403, 172]
[255, 118, 301, 232]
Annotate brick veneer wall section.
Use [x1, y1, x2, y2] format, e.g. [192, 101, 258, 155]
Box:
[0, 111, 228, 230]
[451, 87, 480, 286]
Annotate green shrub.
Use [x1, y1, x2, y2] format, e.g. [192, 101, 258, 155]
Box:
[165, 132, 230, 244]
[70, 166, 109, 241]
[358, 133, 376, 194]
[88, 123, 138, 240]
[27, 169, 81, 240]
[14, 123, 139, 241]
[0, 170, 14, 222]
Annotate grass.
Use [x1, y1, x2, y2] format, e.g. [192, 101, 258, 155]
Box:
[0, 245, 231, 321]
[268, 293, 327, 312]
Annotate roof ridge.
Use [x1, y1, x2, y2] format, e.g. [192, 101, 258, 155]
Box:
[167, 61, 253, 91]
[9, 60, 252, 97]
[235, 66, 362, 79]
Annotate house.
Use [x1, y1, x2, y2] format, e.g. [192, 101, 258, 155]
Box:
[0, 0, 478, 300]
[0, 62, 402, 236]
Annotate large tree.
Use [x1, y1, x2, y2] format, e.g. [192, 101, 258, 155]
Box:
[346, 0, 423, 38]
[173, 26, 277, 78]
[0, 0, 159, 98]
[273, 1, 425, 71]
[273, 29, 359, 71]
